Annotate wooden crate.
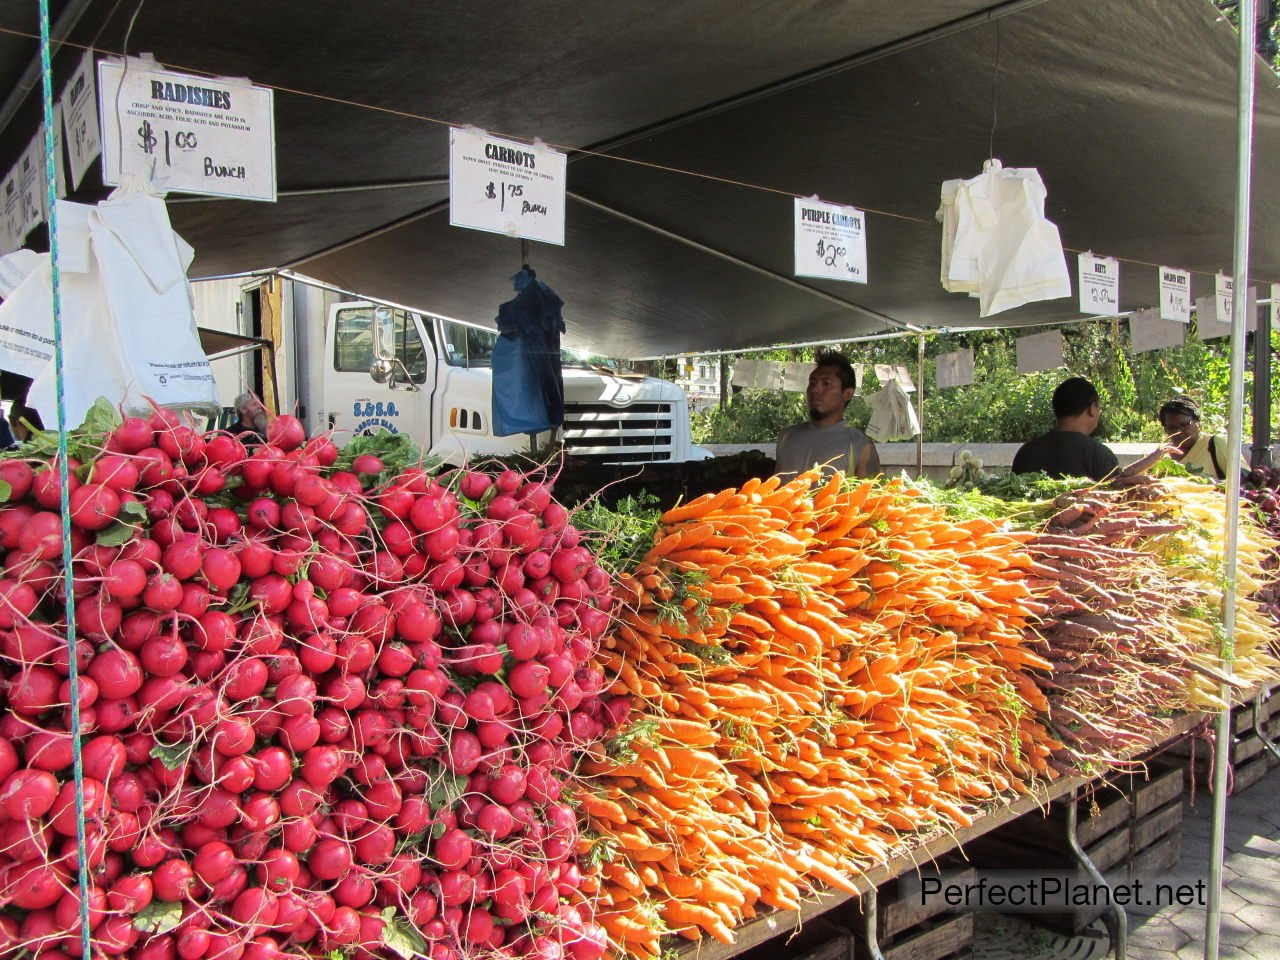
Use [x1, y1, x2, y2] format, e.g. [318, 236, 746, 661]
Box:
[1174, 687, 1280, 788]
[961, 760, 1184, 934]
[731, 917, 852, 960]
[877, 914, 973, 960]
[850, 863, 976, 960]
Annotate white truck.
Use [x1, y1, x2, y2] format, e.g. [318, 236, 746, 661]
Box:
[193, 275, 707, 466]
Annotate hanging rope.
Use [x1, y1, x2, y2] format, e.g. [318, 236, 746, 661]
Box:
[37, 1, 93, 956]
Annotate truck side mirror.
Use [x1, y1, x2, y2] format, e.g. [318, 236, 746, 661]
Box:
[370, 358, 395, 384]
[372, 307, 395, 362]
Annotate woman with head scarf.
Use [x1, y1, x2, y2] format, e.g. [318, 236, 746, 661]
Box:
[1157, 396, 1247, 482]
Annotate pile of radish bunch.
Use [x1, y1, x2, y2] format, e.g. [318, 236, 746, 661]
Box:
[0, 410, 624, 960]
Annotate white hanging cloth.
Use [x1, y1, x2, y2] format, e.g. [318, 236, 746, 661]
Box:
[937, 159, 1071, 317]
[0, 180, 218, 428]
[865, 378, 920, 442]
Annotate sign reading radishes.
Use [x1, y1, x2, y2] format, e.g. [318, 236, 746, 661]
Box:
[98, 58, 276, 201]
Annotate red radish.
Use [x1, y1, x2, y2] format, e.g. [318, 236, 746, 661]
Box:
[308, 838, 353, 881]
[201, 547, 241, 592]
[352, 454, 383, 475]
[193, 840, 237, 886]
[0, 458, 34, 500]
[153, 858, 198, 901]
[266, 415, 306, 451]
[32, 462, 82, 509]
[108, 872, 154, 913]
[8, 664, 61, 714]
[278, 713, 322, 752]
[81, 735, 128, 781]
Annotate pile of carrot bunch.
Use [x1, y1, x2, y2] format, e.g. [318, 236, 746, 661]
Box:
[582, 471, 1060, 959]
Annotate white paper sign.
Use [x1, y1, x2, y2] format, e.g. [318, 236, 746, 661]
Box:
[793, 197, 868, 284]
[729, 359, 784, 390]
[853, 363, 866, 395]
[50, 108, 68, 200]
[449, 128, 566, 246]
[1158, 266, 1191, 322]
[17, 130, 50, 238]
[61, 51, 101, 190]
[935, 348, 975, 389]
[1078, 253, 1120, 316]
[98, 59, 277, 201]
[782, 365, 810, 393]
[1128, 308, 1185, 354]
[1215, 273, 1236, 326]
[0, 171, 21, 255]
[872, 363, 915, 393]
[1197, 285, 1257, 339]
[1015, 330, 1064, 374]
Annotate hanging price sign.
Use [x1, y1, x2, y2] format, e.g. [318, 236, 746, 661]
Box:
[935, 349, 975, 389]
[1129, 308, 1185, 354]
[1158, 266, 1191, 323]
[794, 197, 868, 284]
[1016, 330, 1064, 375]
[61, 51, 102, 190]
[449, 128, 566, 246]
[1215, 273, 1235, 325]
[99, 59, 276, 201]
[1077, 253, 1120, 316]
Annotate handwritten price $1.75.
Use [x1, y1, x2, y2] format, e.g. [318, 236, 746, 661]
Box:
[484, 181, 523, 212]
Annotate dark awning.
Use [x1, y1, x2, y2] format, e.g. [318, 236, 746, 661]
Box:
[0, 0, 1275, 357]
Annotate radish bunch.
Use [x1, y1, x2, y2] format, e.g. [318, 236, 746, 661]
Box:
[0, 410, 623, 960]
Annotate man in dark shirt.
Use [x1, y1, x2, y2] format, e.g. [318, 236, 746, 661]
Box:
[1013, 377, 1162, 481]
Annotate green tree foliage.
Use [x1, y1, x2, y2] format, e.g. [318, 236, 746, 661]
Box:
[690, 319, 1263, 445]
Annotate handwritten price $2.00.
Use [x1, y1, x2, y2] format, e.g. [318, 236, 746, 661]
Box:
[816, 239, 862, 278]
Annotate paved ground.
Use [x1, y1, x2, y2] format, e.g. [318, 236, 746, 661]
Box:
[972, 761, 1280, 960]
[1125, 762, 1280, 960]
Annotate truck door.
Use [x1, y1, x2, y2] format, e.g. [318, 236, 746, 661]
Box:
[323, 302, 430, 444]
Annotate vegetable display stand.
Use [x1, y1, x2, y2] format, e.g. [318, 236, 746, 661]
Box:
[963, 759, 1184, 935]
[726, 917, 855, 960]
[1170, 684, 1280, 793]
[854, 861, 976, 960]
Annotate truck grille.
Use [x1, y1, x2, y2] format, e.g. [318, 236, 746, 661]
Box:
[562, 402, 675, 463]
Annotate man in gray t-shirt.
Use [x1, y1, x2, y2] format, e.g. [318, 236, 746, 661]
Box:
[775, 350, 880, 478]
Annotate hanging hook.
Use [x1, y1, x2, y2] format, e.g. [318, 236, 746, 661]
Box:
[521, 238, 531, 272]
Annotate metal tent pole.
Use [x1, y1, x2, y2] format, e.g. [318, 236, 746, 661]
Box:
[916, 334, 925, 477]
[1251, 295, 1272, 469]
[1206, 0, 1258, 956]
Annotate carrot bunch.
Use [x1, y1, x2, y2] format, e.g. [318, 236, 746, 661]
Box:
[1020, 487, 1202, 769]
[585, 471, 1060, 958]
[1138, 476, 1280, 706]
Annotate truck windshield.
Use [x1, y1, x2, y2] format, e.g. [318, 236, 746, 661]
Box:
[438, 317, 622, 371]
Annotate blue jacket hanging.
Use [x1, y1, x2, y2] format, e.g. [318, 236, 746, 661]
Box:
[491, 268, 566, 437]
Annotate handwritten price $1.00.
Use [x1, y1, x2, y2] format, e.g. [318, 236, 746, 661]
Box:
[816, 239, 862, 278]
[484, 181, 524, 212]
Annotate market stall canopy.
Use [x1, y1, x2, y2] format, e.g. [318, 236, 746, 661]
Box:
[196, 327, 272, 363]
[1, 0, 1276, 357]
